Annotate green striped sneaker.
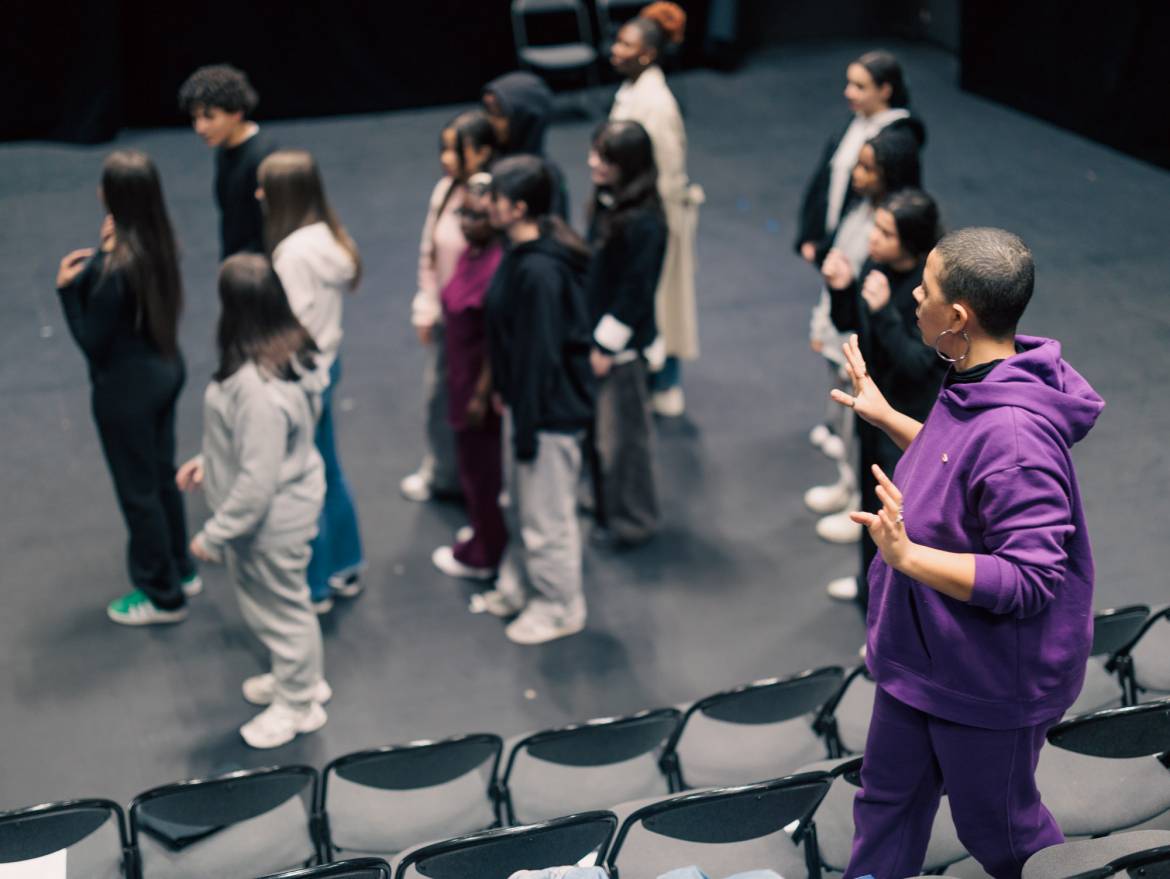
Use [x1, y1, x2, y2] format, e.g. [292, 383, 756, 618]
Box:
[107, 590, 187, 626]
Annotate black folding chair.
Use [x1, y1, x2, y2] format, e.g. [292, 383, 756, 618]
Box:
[1036, 698, 1170, 840]
[1113, 605, 1170, 704]
[511, 0, 601, 92]
[498, 708, 680, 824]
[606, 771, 833, 879]
[129, 765, 318, 878]
[393, 810, 617, 879]
[812, 662, 873, 756]
[1023, 830, 1170, 879]
[662, 666, 844, 789]
[319, 733, 502, 861]
[1068, 605, 1151, 714]
[0, 798, 130, 878]
[1067, 843, 1170, 879]
[256, 858, 392, 879]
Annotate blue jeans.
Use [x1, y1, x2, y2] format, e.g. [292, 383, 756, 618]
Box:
[308, 358, 364, 600]
[650, 355, 682, 392]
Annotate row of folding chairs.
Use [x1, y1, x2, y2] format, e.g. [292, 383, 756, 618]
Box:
[511, 0, 653, 87]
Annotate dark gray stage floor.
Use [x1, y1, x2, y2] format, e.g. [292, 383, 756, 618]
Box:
[2, 41, 1168, 810]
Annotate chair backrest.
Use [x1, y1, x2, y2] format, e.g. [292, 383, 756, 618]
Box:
[664, 666, 844, 788]
[1092, 605, 1151, 656]
[500, 709, 680, 824]
[511, 0, 594, 55]
[0, 799, 128, 878]
[256, 858, 393, 879]
[129, 765, 318, 878]
[393, 810, 617, 879]
[605, 771, 833, 879]
[1047, 698, 1170, 760]
[1064, 843, 1170, 879]
[320, 733, 502, 860]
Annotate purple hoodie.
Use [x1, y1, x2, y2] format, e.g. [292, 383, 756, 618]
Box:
[866, 336, 1105, 729]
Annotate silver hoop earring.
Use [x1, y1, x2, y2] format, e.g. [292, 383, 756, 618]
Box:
[933, 329, 971, 364]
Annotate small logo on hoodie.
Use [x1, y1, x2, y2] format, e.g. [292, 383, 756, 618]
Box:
[941, 453, 949, 463]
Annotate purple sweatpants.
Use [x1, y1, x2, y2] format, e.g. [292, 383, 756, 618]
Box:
[453, 425, 507, 569]
[843, 686, 1064, 879]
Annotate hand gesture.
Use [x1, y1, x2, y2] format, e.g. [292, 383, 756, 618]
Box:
[821, 249, 854, 290]
[830, 334, 893, 427]
[56, 248, 94, 289]
[189, 533, 217, 563]
[175, 456, 204, 491]
[100, 214, 116, 252]
[590, 348, 613, 378]
[850, 464, 912, 569]
[861, 269, 891, 312]
[416, 323, 434, 345]
[800, 241, 817, 263]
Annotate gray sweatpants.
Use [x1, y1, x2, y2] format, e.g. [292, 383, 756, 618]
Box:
[595, 358, 659, 543]
[419, 324, 460, 493]
[497, 410, 586, 625]
[226, 540, 324, 711]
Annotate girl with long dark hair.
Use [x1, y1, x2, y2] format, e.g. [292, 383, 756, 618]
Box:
[55, 150, 199, 625]
[475, 155, 595, 645]
[401, 110, 498, 506]
[177, 254, 330, 749]
[821, 188, 946, 606]
[258, 149, 364, 614]
[586, 120, 667, 545]
[608, 1, 703, 417]
[805, 127, 923, 550]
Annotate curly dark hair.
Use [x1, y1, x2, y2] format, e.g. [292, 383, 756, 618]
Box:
[177, 64, 259, 116]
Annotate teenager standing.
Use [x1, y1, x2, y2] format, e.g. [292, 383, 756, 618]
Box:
[178, 64, 277, 258]
[258, 150, 364, 613]
[178, 255, 330, 749]
[477, 156, 595, 645]
[608, 1, 702, 417]
[586, 121, 667, 546]
[56, 150, 199, 625]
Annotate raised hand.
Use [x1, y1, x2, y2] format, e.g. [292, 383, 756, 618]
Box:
[821, 248, 855, 290]
[850, 464, 911, 568]
[861, 269, 891, 312]
[56, 248, 94, 289]
[830, 334, 893, 427]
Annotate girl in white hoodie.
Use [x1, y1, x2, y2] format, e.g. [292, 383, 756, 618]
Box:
[257, 150, 364, 613]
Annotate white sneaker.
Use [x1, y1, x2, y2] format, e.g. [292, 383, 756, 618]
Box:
[826, 576, 859, 601]
[181, 574, 203, 598]
[242, 673, 333, 707]
[106, 590, 187, 626]
[652, 387, 685, 417]
[328, 572, 363, 598]
[455, 525, 474, 544]
[505, 608, 586, 645]
[470, 588, 526, 618]
[809, 424, 832, 449]
[240, 702, 327, 749]
[432, 545, 494, 581]
[400, 471, 432, 502]
[816, 505, 863, 544]
[804, 480, 853, 514]
[821, 434, 847, 461]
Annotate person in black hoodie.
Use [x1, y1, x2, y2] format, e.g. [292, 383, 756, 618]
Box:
[586, 120, 667, 546]
[482, 72, 570, 219]
[55, 151, 200, 625]
[795, 50, 926, 268]
[822, 188, 946, 609]
[477, 155, 594, 645]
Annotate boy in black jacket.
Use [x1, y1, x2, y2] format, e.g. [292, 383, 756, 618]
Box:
[178, 64, 277, 258]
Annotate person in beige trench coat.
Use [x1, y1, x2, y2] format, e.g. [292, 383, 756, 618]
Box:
[608, 3, 702, 416]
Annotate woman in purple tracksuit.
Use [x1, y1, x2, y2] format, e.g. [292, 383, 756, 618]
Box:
[830, 227, 1104, 879]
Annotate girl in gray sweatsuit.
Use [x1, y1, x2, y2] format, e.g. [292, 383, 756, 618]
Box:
[178, 254, 330, 749]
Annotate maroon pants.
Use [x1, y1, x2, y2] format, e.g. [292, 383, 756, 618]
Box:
[844, 686, 1064, 879]
[453, 424, 507, 569]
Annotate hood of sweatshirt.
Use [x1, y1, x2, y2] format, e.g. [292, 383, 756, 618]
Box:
[515, 233, 591, 276]
[943, 335, 1104, 448]
[274, 222, 357, 290]
[484, 72, 553, 156]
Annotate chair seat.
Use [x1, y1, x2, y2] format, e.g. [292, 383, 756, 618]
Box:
[519, 43, 598, 70]
[1035, 746, 1170, 837]
[1134, 619, 1170, 692]
[677, 714, 829, 789]
[800, 757, 967, 873]
[609, 816, 808, 879]
[1022, 829, 1170, 879]
[1065, 657, 1124, 717]
[835, 676, 875, 754]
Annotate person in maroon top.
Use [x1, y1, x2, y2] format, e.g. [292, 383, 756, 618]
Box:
[431, 174, 508, 580]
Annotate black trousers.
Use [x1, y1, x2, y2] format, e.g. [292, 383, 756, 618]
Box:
[856, 418, 904, 615]
[593, 358, 659, 544]
[91, 356, 193, 609]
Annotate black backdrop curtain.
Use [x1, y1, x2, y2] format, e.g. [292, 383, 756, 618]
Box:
[960, 0, 1170, 171]
[8, 0, 712, 144]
